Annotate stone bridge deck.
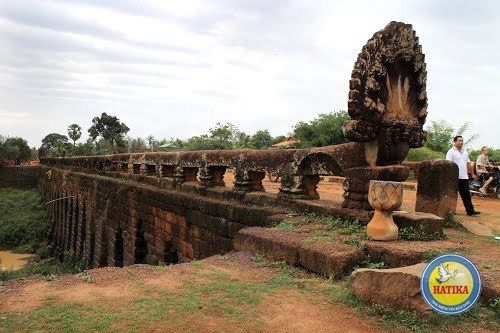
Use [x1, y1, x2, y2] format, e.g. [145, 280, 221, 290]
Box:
[37, 148, 446, 272]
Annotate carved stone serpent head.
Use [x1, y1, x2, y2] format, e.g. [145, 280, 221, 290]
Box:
[342, 22, 428, 166]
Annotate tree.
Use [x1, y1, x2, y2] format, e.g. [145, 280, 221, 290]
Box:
[182, 123, 250, 150]
[4, 137, 32, 164]
[293, 111, 349, 148]
[424, 120, 454, 154]
[88, 113, 130, 153]
[249, 130, 273, 149]
[184, 135, 213, 151]
[72, 139, 97, 157]
[0, 136, 32, 164]
[146, 135, 155, 152]
[424, 120, 478, 154]
[67, 124, 82, 148]
[40, 133, 70, 157]
[127, 137, 147, 153]
[208, 123, 242, 149]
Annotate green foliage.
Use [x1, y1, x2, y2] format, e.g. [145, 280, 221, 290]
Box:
[425, 120, 454, 154]
[425, 120, 478, 155]
[0, 188, 48, 252]
[249, 129, 273, 149]
[126, 137, 148, 153]
[469, 148, 500, 163]
[182, 123, 250, 150]
[146, 135, 155, 151]
[0, 136, 32, 164]
[88, 112, 130, 152]
[40, 133, 70, 157]
[293, 111, 349, 148]
[270, 135, 286, 145]
[67, 124, 82, 147]
[354, 255, 386, 269]
[71, 138, 98, 157]
[406, 146, 443, 161]
[324, 279, 500, 333]
[0, 251, 84, 282]
[399, 225, 446, 241]
[273, 219, 300, 231]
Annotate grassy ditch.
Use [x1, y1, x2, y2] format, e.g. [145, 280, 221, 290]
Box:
[0, 187, 84, 281]
[0, 187, 48, 252]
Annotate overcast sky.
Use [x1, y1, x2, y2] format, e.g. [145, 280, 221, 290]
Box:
[0, 0, 498, 149]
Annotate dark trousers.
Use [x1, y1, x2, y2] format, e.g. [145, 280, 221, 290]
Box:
[458, 179, 475, 213]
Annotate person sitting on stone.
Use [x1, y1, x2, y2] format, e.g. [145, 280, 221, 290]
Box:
[476, 146, 495, 195]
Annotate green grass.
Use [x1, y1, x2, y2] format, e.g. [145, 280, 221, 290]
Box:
[0, 261, 298, 333]
[399, 225, 446, 241]
[324, 278, 500, 333]
[273, 219, 301, 231]
[0, 187, 49, 252]
[0, 251, 84, 282]
[1, 257, 498, 333]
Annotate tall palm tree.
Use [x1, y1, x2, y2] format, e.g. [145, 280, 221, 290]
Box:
[67, 124, 82, 148]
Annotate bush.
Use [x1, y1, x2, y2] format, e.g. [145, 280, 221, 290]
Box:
[406, 147, 443, 162]
[0, 188, 49, 252]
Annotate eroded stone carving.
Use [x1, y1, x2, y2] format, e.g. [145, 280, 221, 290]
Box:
[343, 21, 427, 166]
[342, 21, 428, 210]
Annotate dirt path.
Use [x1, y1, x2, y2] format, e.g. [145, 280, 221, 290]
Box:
[224, 173, 500, 236]
[0, 252, 396, 333]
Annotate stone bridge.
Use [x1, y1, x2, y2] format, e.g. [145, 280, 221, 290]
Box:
[16, 22, 461, 279]
[37, 145, 370, 268]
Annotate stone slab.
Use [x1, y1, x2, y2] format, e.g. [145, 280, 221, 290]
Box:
[351, 263, 432, 313]
[234, 227, 364, 278]
[393, 211, 444, 235]
[364, 240, 467, 268]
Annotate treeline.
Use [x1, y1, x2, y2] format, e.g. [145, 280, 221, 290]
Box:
[37, 111, 350, 157]
[407, 120, 499, 162]
[1, 110, 497, 163]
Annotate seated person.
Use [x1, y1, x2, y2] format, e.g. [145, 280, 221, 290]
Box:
[476, 146, 494, 195]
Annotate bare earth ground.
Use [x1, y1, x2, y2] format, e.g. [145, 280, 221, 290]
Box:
[0, 176, 498, 333]
[1, 253, 398, 333]
[223, 173, 500, 236]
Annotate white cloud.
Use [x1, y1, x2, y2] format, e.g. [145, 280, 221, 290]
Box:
[0, 0, 498, 149]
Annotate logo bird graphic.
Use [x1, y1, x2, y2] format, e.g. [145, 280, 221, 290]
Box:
[435, 263, 454, 284]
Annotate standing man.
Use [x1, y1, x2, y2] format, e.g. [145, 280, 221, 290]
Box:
[446, 136, 480, 216]
[476, 146, 495, 195]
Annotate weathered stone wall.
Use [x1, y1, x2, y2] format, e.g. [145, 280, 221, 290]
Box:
[39, 166, 279, 268]
[0, 166, 39, 189]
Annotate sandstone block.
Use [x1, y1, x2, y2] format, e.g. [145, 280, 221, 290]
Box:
[394, 211, 444, 235]
[299, 242, 364, 279]
[364, 239, 466, 268]
[234, 227, 305, 265]
[415, 159, 458, 218]
[351, 263, 432, 313]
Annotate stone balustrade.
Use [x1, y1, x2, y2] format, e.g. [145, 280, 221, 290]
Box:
[40, 142, 366, 201]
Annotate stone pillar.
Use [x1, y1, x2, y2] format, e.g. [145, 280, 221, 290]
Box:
[198, 166, 226, 188]
[279, 174, 320, 199]
[139, 163, 147, 176]
[233, 169, 265, 192]
[173, 166, 185, 188]
[342, 165, 409, 210]
[415, 159, 458, 218]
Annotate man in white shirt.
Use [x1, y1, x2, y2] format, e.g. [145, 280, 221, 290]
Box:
[445, 136, 480, 216]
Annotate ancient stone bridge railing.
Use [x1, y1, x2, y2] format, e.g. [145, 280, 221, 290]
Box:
[40, 142, 366, 201]
[38, 143, 377, 268]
